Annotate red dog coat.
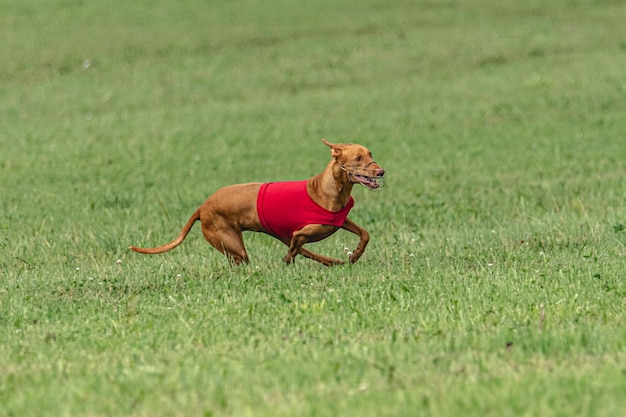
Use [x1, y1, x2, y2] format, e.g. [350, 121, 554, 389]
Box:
[257, 180, 354, 240]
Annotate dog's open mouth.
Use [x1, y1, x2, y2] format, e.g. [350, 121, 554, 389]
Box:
[354, 174, 385, 190]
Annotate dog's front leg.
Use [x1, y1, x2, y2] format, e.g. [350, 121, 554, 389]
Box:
[299, 247, 345, 266]
[284, 224, 337, 264]
[340, 218, 370, 263]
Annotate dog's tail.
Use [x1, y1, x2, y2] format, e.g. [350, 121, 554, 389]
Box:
[129, 209, 200, 254]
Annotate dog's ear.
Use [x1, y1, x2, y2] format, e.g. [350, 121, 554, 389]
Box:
[322, 138, 343, 158]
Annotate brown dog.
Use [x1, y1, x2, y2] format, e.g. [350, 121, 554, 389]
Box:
[129, 139, 385, 266]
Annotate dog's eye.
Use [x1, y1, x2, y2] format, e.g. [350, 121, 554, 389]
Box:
[355, 156, 362, 162]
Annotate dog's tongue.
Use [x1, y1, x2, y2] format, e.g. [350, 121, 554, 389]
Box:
[358, 176, 379, 189]
[366, 179, 380, 189]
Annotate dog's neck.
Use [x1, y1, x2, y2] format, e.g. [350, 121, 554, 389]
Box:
[307, 159, 354, 212]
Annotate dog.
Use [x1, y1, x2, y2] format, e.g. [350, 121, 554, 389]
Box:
[129, 139, 385, 266]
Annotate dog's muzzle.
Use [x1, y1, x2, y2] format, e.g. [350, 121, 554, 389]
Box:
[341, 163, 386, 191]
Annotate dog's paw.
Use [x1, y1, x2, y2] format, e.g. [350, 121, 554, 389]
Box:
[348, 251, 363, 264]
[328, 258, 345, 266]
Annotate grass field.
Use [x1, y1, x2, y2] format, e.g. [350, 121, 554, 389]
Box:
[2, 0, 626, 415]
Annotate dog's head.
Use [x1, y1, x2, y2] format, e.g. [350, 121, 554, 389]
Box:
[322, 139, 385, 190]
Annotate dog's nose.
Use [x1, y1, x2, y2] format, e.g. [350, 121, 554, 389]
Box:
[375, 168, 385, 177]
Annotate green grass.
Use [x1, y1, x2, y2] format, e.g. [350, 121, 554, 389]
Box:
[2, 0, 626, 415]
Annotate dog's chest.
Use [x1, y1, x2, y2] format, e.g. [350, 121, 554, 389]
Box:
[256, 180, 354, 239]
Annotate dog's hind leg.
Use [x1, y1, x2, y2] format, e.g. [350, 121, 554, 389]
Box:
[200, 215, 250, 265]
[202, 228, 249, 264]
